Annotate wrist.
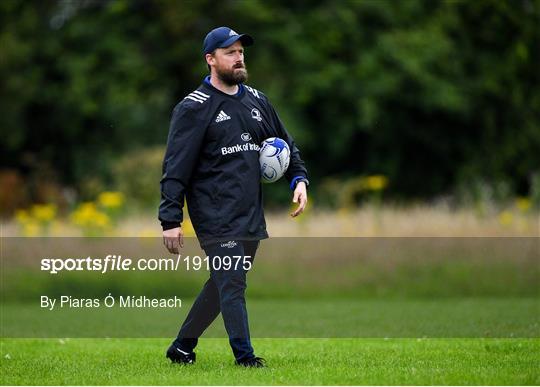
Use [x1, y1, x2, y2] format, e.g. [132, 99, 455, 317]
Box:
[162, 221, 181, 231]
[290, 176, 309, 190]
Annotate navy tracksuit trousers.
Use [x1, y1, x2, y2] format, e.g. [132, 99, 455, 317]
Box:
[174, 240, 259, 361]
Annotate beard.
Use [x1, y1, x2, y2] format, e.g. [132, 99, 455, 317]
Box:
[216, 64, 248, 86]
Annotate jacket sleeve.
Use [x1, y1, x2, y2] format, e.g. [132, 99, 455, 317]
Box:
[267, 103, 308, 185]
[158, 103, 206, 230]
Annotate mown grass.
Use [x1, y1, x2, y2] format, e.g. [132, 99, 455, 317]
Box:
[2, 298, 539, 338]
[1, 210, 538, 385]
[2, 338, 539, 385]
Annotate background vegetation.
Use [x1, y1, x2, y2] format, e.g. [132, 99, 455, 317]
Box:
[1, 0, 539, 216]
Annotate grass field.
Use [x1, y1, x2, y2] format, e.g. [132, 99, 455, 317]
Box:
[2, 298, 539, 385]
[2, 298, 539, 337]
[2, 338, 539, 385]
[2, 208, 538, 384]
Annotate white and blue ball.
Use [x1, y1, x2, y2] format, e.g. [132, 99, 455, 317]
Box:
[259, 137, 290, 183]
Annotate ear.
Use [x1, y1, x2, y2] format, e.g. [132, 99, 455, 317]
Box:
[205, 53, 215, 67]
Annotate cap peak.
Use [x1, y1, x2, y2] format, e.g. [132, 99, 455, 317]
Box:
[203, 26, 253, 55]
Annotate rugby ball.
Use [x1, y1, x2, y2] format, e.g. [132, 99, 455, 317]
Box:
[259, 137, 290, 183]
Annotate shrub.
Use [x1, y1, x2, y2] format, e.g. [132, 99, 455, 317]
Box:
[113, 147, 165, 210]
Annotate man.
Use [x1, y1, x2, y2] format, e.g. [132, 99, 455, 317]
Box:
[159, 26, 309, 367]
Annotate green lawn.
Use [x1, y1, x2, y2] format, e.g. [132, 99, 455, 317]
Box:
[1, 338, 539, 385]
[2, 298, 539, 337]
[3, 232, 538, 384]
[2, 298, 539, 384]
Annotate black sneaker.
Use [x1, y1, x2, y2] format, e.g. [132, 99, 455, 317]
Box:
[235, 356, 266, 368]
[166, 344, 196, 364]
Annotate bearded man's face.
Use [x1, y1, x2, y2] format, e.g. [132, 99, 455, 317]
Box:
[209, 41, 248, 85]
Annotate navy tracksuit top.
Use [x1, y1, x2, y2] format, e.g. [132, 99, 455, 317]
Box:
[159, 78, 308, 246]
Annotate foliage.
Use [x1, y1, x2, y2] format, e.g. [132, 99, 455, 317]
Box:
[112, 146, 164, 209]
[1, 0, 539, 210]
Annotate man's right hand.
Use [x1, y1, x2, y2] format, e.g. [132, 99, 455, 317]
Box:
[163, 227, 184, 254]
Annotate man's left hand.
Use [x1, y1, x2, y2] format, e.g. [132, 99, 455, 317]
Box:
[291, 181, 308, 217]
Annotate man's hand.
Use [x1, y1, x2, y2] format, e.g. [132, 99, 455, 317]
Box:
[290, 181, 308, 217]
[163, 227, 184, 254]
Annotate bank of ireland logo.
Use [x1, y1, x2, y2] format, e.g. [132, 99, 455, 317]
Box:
[241, 132, 252, 142]
[251, 108, 262, 122]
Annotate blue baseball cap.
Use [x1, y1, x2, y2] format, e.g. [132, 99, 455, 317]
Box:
[203, 26, 254, 55]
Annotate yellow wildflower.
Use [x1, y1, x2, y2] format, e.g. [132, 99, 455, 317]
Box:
[516, 197, 531, 213]
[498, 211, 513, 226]
[71, 202, 110, 228]
[70, 201, 112, 236]
[23, 221, 40, 237]
[98, 191, 125, 209]
[31, 204, 57, 222]
[15, 209, 31, 224]
[71, 202, 96, 227]
[94, 211, 111, 228]
[364, 175, 388, 191]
